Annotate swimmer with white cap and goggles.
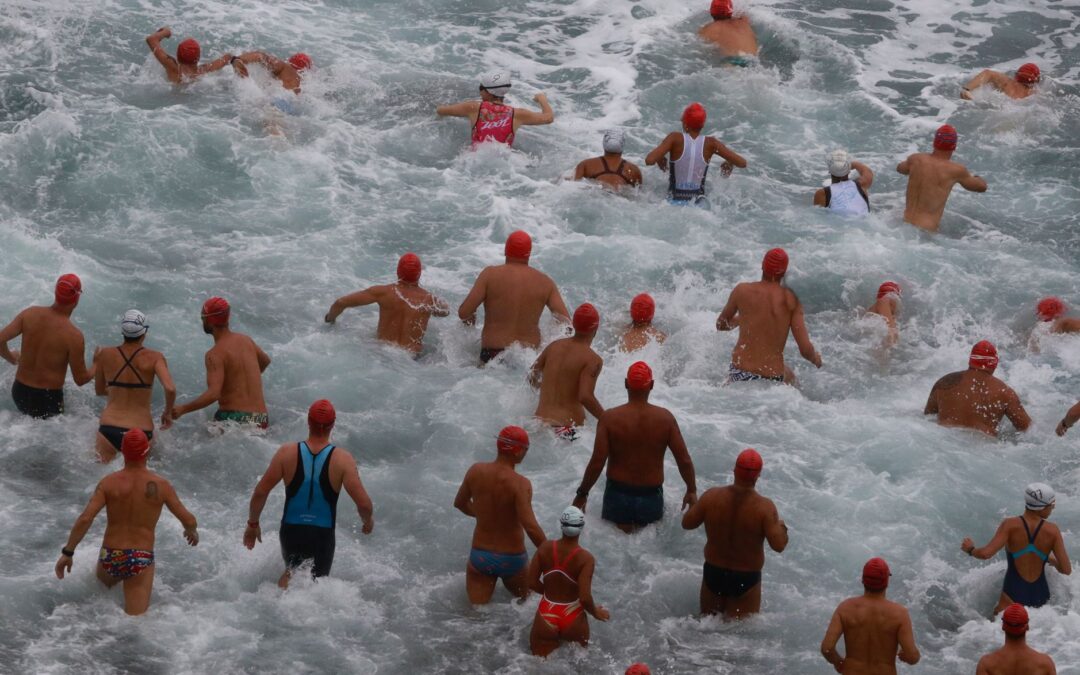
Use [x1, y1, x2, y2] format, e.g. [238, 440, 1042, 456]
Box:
[813, 149, 874, 215]
[436, 71, 554, 149]
[573, 129, 643, 191]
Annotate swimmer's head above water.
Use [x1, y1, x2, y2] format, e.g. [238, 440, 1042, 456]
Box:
[1002, 603, 1028, 638]
[827, 149, 851, 178]
[201, 296, 230, 332]
[121, 309, 149, 339]
[603, 129, 625, 154]
[121, 428, 151, 464]
[1036, 296, 1065, 322]
[54, 273, 82, 307]
[626, 361, 654, 393]
[308, 399, 336, 433]
[933, 124, 958, 152]
[968, 340, 998, 373]
[573, 303, 600, 335]
[478, 71, 512, 100]
[761, 248, 788, 280]
[559, 505, 585, 537]
[177, 38, 200, 65]
[630, 293, 655, 325]
[1015, 63, 1040, 87]
[496, 425, 529, 459]
[505, 230, 532, 262]
[397, 253, 422, 284]
[710, 0, 733, 20]
[1024, 482, 1055, 512]
[288, 53, 312, 72]
[877, 281, 901, 300]
[862, 557, 890, 592]
[682, 102, 706, 132]
[734, 448, 762, 484]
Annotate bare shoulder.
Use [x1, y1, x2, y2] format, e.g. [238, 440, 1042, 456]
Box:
[784, 286, 801, 308]
[932, 371, 963, 389]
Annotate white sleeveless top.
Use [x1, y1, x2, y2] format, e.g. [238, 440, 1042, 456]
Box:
[827, 180, 869, 215]
[670, 133, 708, 199]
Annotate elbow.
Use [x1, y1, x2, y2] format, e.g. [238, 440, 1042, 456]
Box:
[902, 651, 921, 665]
[680, 515, 693, 530]
[820, 645, 832, 660]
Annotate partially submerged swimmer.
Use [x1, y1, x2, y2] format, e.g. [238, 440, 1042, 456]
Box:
[867, 281, 901, 347]
[976, 604, 1058, 674]
[923, 340, 1030, 436]
[645, 103, 747, 205]
[620, 293, 666, 353]
[813, 150, 873, 215]
[896, 124, 987, 232]
[145, 28, 233, 84]
[528, 303, 604, 439]
[232, 51, 311, 120]
[698, 0, 758, 66]
[962, 63, 1040, 100]
[574, 130, 642, 191]
[436, 71, 554, 148]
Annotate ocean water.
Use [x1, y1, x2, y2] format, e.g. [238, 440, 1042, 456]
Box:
[2, 0, 1079, 672]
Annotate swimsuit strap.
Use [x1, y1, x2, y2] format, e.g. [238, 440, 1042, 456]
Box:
[586, 157, 631, 183]
[552, 542, 581, 572]
[1030, 518, 1045, 542]
[107, 347, 150, 388]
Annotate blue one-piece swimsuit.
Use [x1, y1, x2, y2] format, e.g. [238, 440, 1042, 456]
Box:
[1002, 517, 1050, 607]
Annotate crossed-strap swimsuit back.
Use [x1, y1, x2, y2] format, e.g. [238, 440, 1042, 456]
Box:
[538, 542, 584, 631]
[1003, 516, 1051, 607]
[107, 347, 151, 389]
[586, 157, 630, 185]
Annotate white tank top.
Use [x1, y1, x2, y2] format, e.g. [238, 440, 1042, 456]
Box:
[827, 180, 869, 215]
[669, 133, 708, 200]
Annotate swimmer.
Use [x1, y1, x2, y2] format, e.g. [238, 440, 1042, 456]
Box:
[681, 449, 786, 619]
[1055, 399, 1080, 436]
[231, 51, 310, 95]
[820, 557, 921, 673]
[698, 0, 758, 66]
[527, 506, 609, 657]
[145, 27, 234, 85]
[436, 71, 554, 148]
[0, 274, 94, 418]
[867, 281, 901, 348]
[458, 230, 571, 364]
[528, 304, 604, 438]
[244, 400, 374, 588]
[453, 426, 546, 603]
[574, 362, 697, 532]
[961, 483, 1071, 613]
[924, 340, 1030, 436]
[813, 150, 873, 215]
[1034, 297, 1080, 334]
[645, 103, 747, 205]
[962, 63, 1041, 101]
[172, 297, 272, 429]
[55, 429, 198, 615]
[626, 665, 651, 675]
[573, 130, 642, 190]
[325, 253, 450, 355]
[896, 124, 987, 231]
[619, 293, 667, 353]
[92, 310, 177, 463]
[976, 604, 1058, 674]
[717, 248, 822, 383]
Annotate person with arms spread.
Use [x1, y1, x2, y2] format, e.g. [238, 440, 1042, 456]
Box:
[436, 72, 554, 148]
[145, 27, 233, 84]
[645, 102, 747, 205]
[962, 63, 1041, 100]
[813, 149, 873, 215]
[896, 124, 987, 231]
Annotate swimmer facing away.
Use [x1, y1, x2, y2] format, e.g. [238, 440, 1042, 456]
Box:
[896, 124, 987, 232]
[923, 340, 1030, 437]
[528, 303, 604, 440]
[698, 0, 758, 67]
[645, 103, 747, 205]
[145, 27, 234, 84]
[574, 130, 642, 191]
[976, 604, 1058, 675]
[619, 293, 666, 353]
[813, 149, 873, 215]
[962, 63, 1041, 101]
[867, 281, 901, 348]
[436, 71, 554, 148]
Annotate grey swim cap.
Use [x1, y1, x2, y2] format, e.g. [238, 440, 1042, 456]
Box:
[560, 506, 585, 537]
[479, 71, 512, 91]
[828, 149, 851, 177]
[121, 309, 148, 338]
[1025, 483, 1055, 510]
[603, 129, 625, 154]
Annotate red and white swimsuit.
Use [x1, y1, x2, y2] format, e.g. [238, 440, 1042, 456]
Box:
[537, 543, 584, 631]
[471, 101, 515, 147]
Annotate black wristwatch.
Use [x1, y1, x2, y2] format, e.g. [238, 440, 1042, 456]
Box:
[61, 546, 75, 557]
[575, 488, 589, 499]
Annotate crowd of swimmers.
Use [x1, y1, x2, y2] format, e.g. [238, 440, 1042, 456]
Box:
[5, 2, 1068, 672]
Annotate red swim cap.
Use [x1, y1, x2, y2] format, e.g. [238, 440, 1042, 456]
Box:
[121, 428, 150, 463]
[933, 124, 958, 152]
[1016, 63, 1040, 85]
[969, 340, 999, 372]
[288, 53, 312, 71]
[397, 253, 422, 283]
[1036, 296, 1065, 322]
[877, 281, 901, 300]
[177, 38, 201, 65]
[862, 557, 891, 591]
[682, 103, 706, 131]
[710, 0, 733, 19]
[505, 230, 532, 260]
[54, 274, 82, 305]
[573, 303, 600, 334]
[626, 665, 651, 675]
[201, 297, 230, 327]
[626, 361, 654, 391]
[630, 293, 655, 324]
[496, 426, 529, 455]
[734, 448, 762, 481]
[1002, 603, 1029, 636]
[762, 248, 788, 277]
[308, 399, 336, 427]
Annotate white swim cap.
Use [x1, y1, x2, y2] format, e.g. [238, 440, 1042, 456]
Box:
[121, 309, 148, 338]
[560, 506, 585, 537]
[1025, 483, 1056, 510]
[479, 71, 512, 91]
[827, 149, 851, 177]
[603, 129, 624, 154]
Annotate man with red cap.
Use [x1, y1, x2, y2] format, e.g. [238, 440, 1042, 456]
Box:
[698, 0, 758, 66]
[976, 604, 1058, 674]
[645, 102, 747, 205]
[574, 361, 697, 532]
[962, 63, 1041, 100]
[55, 429, 199, 615]
[717, 248, 822, 383]
[924, 340, 1030, 436]
[231, 50, 311, 95]
[821, 557, 920, 672]
[453, 426, 546, 603]
[172, 296, 272, 428]
[529, 303, 604, 439]
[436, 71, 554, 148]
[144, 27, 235, 84]
[867, 281, 902, 348]
[1033, 296, 1080, 334]
[619, 293, 667, 353]
[681, 449, 785, 618]
[0, 273, 94, 418]
[325, 253, 449, 355]
[896, 124, 987, 231]
[459, 230, 571, 364]
[243, 399, 374, 587]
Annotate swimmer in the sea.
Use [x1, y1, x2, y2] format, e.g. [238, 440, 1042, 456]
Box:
[1056, 398, 1080, 436]
[231, 51, 311, 116]
[458, 230, 571, 365]
[172, 297, 272, 429]
[528, 507, 609, 657]
[867, 281, 901, 348]
[619, 293, 666, 353]
[92, 310, 177, 463]
[813, 150, 873, 215]
[924, 340, 1030, 436]
[55, 429, 198, 615]
[574, 130, 642, 190]
[820, 558, 921, 673]
[575, 362, 696, 533]
[436, 71, 554, 148]
[976, 604, 1058, 674]
[243, 400, 374, 588]
[453, 426, 546, 604]
[961, 483, 1070, 613]
[896, 124, 987, 232]
[645, 103, 747, 205]
[681, 449, 785, 619]
[962, 63, 1041, 101]
[716, 248, 822, 383]
[0, 274, 94, 419]
[1028, 296, 1080, 353]
[528, 304, 604, 440]
[698, 0, 758, 66]
[325, 253, 450, 355]
[145, 27, 234, 84]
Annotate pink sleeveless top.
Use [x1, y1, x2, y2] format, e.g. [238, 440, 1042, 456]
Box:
[471, 101, 515, 147]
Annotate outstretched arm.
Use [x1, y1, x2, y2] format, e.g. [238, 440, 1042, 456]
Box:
[645, 133, 676, 171]
[436, 100, 479, 119]
[958, 168, 988, 193]
[961, 69, 1009, 99]
[326, 287, 380, 323]
[515, 93, 554, 126]
[199, 53, 235, 75]
[1056, 400, 1080, 436]
[962, 519, 1009, 559]
[712, 139, 747, 168]
[851, 160, 874, 191]
[173, 351, 224, 418]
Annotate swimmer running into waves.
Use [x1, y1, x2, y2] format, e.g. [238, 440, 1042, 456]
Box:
[619, 293, 666, 353]
[813, 150, 873, 215]
[231, 50, 311, 123]
[645, 103, 747, 205]
[962, 63, 1041, 100]
[976, 604, 1058, 674]
[145, 27, 234, 84]
[573, 130, 642, 191]
[436, 71, 554, 148]
[698, 0, 758, 66]
[867, 281, 901, 348]
[896, 124, 987, 232]
[528, 303, 604, 440]
[923, 340, 1030, 436]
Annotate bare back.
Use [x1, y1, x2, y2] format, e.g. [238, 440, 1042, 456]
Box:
[925, 370, 1029, 435]
[100, 469, 170, 550]
[900, 153, 970, 231]
[698, 486, 774, 571]
[602, 402, 677, 487]
[534, 338, 602, 426]
[1003, 515, 1061, 583]
[211, 332, 268, 413]
[729, 281, 799, 377]
[462, 462, 532, 554]
[97, 344, 163, 429]
[473, 264, 563, 350]
[373, 284, 442, 353]
[977, 643, 1056, 675]
[698, 17, 759, 56]
[9, 307, 85, 389]
[832, 596, 910, 674]
[576, 156, 642, 190]
[619, 325, 666, 353]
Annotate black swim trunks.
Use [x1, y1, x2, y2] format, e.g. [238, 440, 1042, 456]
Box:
[279, 523, 336, 578]
[703, 562, 761, 598]
[480, 348, 505, 364]
[98, 425, 154, 452]
[12, 380, 64, 418]
[601, 478, 663, 527]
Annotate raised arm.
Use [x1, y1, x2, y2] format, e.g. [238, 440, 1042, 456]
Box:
[436, 100, 480, 119]
[851, 160, 874, 191]
[244, 447, 286, 548]
[961, 69, 1010, 99]
[198, 52, 235, 76]
[339, 452, 374, 533]
[453, 468, 475, 517]
[645, 133, 676, 171]
[1003, 388, 1031, 432]
[667, 417, 697, 510]
[162, 480, 198, 545]
[962, 519, 1009, 560]
[573, 415, 610, 510]
[515, 93, 554, 126]
[155, 356, 178, 429]
[325, 287, 380, 323]
[69, 331, 94, 386]
[957, 166, 987, 193]
[577, 555, 609, 621]
[763, 499, 789, 553]
[145, 27, 181, 82]
[458, 271, 488, 326]
[790, 300, 822, 367]
[820, 608, 845, 672]
[0, 310, 23, 365]
[577, 359, 604, 420]
[55, 481, 108, 578]
[516, 480, 547, 548]
[173, 351, 224, 419]
[896, 608, 921, 664]
[716, 285, 741, 331]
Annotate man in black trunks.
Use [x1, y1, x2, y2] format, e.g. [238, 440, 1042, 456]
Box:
[681, 449, 788, 619]
[573, 130, 642, 191]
